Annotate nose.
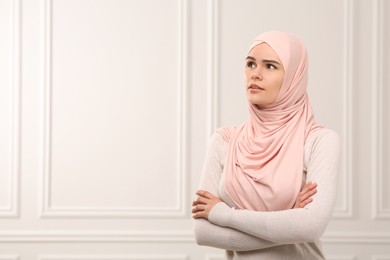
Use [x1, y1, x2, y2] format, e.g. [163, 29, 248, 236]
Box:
[251, 69, 262, 80]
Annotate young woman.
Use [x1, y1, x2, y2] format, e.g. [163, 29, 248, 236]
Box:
[192, 31, 340, 259]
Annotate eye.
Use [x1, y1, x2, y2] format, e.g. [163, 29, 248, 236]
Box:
[246, 61, 256, 69]
[266, 63, 277, 70]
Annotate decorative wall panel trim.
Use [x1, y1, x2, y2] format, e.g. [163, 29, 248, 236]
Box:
[39, 0, 189, 218]
[372, 0, 390, 220]
[39, 255, 188, 260]
[0, 256, 19, 260]
[332, 0, 354, 219]
[322, 232, 390, 244]
[0, 255, 19, 260]
[0, 0, 21, 219]
[206, 255, 224, 260]
[372, 256, 390, 260]
[326, 256, 356, 260]
[0, 231, 389, 244]
[207, 0, 219, 138]
[0, 231, 194, 242]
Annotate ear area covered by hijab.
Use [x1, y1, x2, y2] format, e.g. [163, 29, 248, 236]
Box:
[218, 31, 323, 211]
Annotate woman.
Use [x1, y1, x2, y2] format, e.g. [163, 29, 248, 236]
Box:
[192, 31, 340, 259]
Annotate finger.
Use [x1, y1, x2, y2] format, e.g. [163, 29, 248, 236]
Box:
[192, 196, 209, 206]
[299, 184, 316, 199]
[306, 182, 317, 190]
[196, 190, 213, 199]
[192, 211, 207, 219]
[305, 186, 317, 196]
[299, 188, 317, 201]
[300, 197, 313, 207]
[301, 182, 315, 193]
[192, 204, 206, 214]
[296, 198, 311, 208]
[298, 185, 310, 196]
[196, 190, 215, 199]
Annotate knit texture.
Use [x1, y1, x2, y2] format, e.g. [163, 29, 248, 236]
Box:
[193, 128, 340, 259]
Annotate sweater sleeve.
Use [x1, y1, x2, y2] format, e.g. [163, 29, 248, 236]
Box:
[193, 132, 282, 251]
[208, 129, 341, 244]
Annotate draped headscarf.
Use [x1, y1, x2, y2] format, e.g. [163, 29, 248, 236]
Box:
[218, 31, 322, 211]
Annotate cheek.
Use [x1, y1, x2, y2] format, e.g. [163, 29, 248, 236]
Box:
[274, 80, 283, 93]
[268, 78, 283, 101]
[273, 74, 284, 93]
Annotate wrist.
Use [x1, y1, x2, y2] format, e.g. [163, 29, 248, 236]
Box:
[208, 202, 234, 227]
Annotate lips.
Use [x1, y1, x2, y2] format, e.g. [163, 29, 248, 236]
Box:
[248, 84, 264, 90]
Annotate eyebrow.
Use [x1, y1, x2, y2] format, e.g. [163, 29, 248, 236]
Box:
[245, 56, 281, 66]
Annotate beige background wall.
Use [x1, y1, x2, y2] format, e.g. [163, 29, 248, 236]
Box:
[0, 0, 389, 259]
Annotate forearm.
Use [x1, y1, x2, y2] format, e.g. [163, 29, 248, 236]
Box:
[193, 218, 281, 251]
[208, 202, 329, 244]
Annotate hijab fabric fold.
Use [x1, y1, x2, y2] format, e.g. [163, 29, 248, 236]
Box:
[218, 31, 322, 211]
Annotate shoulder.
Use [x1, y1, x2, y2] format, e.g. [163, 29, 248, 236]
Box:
[215, 125, 238, 143]
[205, 127, 237, 164]
[209, 130, 229, 146]
[304, 128, 341, 166]
[205, 129, 230, 161]
[305, 128, 340, 151]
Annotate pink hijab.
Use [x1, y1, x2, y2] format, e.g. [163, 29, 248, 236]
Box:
[218, 31, 322, 211]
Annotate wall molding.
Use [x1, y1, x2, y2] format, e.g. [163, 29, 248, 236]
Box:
[0, 231, 194, 243]
[207, 254, 357, 260]
[332, 0, 354, 219]
[372, 0, 390, 220]
[322, 232, 390, 244]
[0, 231, 389, 244]
[327, 256, 356, 260]
[0, 0, 21, 219]
[372, 256, 390, 260]
[39, 255, 188, 260]
[39, 0, 189, 218]
[206, 255, 224, 260]
[0, 256, 19, 260]
[206, 0, 219, 139]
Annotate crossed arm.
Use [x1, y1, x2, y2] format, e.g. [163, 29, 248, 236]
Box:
[192, 130, 340, 251]
[192, 181, 317, 219]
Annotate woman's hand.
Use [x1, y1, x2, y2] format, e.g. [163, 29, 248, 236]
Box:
[293, 181, 317, 209]
[192, 190, 222, 220]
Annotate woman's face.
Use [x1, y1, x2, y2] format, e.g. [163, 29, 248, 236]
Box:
[245, 43, 285, 108]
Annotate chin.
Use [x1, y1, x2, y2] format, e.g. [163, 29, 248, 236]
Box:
[248, 97, 264, 106]
[248, 100, 272, 109]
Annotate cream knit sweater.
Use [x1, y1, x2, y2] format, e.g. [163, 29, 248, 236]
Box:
[193, 128, 340, 259]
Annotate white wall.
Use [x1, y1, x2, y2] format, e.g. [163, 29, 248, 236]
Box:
[0, 0, 389, 259]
